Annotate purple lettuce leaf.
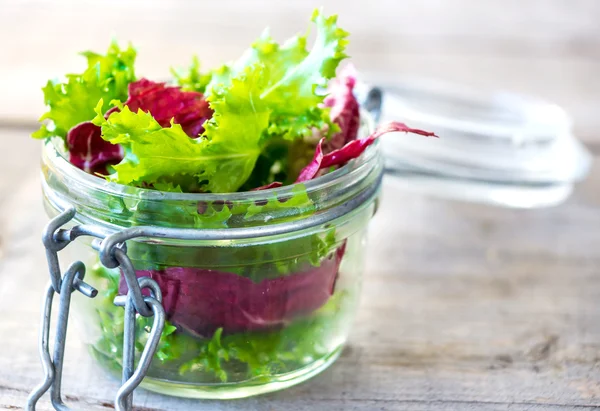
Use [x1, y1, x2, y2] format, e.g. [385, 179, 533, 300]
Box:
[295, 138, 325, 182]
[118, 244, 346, 336]
[322, 64, 360, 154]
[251, 181, 284, 191]
[115, 78, 213, 137]
[66, 121, 123, 174]
[297, 121, 438, 181]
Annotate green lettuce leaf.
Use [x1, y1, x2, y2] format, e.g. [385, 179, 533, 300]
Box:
[171, 56, 212, 94]
[33, 41, 136, 139]
[260, 10, 349, 123]
[93, 64, 269, 193]
[183, 9, 346, 189]
[204, 9, 347, 142]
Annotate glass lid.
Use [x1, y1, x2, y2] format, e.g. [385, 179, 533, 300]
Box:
[356, 76, 593, 208]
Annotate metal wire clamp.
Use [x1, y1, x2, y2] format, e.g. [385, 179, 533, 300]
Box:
[26, 207, 165, 411]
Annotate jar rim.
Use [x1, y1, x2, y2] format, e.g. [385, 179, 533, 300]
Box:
[43, 111, 376, 201]
[42, 112, 382, 231]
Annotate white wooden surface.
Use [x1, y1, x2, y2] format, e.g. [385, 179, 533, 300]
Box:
[0, 130, 600, 410]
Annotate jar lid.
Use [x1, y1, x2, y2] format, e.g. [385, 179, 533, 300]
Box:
[356, 77, 593, 208]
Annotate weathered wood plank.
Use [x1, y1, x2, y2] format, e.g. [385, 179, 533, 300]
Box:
[0, 129, 599, 409]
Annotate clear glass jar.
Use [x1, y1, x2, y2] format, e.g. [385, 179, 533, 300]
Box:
[40, 116, 382, 399]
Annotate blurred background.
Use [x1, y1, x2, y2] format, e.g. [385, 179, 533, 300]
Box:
[1, 0, 599, 144]
[2, 1, 600, 409]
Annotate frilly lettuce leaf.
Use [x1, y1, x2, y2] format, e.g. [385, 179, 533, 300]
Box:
[93, 65, 269, 193]
[205, 10, 348, 189]
[260, 10, 349, 118]
[109, 10, 348, 192]
[33, 41, 136, 139]
[171, 55, 212, 94]
[192, 9, 347, 142]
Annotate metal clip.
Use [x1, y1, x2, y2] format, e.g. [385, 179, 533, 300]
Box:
[41, 208, 76, 293]
[28, 208, 165, 411]
[113, 277, 165, 411]
[113, 248, 153, 317]
[26, 262, 98, 411]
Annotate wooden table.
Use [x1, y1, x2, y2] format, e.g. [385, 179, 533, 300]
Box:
[2, 1, 600, 409]
[1, 128, 599, 410]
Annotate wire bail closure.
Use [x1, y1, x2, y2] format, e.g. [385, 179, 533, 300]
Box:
[26, 207, 165, 411]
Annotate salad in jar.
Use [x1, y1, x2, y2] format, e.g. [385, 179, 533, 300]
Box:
[34, 10, 435, 398]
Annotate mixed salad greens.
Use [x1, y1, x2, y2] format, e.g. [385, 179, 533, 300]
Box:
[36, 10, 435, 384]
[34, 10, 434, 192]
[91, 263, 348, 383]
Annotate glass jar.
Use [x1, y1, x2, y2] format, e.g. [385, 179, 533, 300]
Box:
[40, 115, 382, 399]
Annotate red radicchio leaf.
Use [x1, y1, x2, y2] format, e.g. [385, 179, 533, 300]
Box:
[322, 64, 360, 154]
[67, 79, 214, 174]
[251, 181, 284, 191]
[66, 121, 123, 174]
[118, 244, 347, 336]
[116, 78, 213, 137]
[295, 138, 325, 182]
[296, 121, 438, 182]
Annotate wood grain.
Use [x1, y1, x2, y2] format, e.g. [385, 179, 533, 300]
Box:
[1, 128, 599, 410]
[1, 0, 600, 142]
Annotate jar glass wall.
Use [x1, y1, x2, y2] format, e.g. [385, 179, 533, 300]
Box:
[40, 116, 382, 398]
